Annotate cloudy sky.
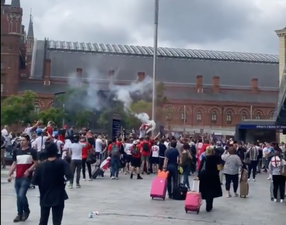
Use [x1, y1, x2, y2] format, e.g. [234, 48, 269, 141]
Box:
[19, 0, 286, 54]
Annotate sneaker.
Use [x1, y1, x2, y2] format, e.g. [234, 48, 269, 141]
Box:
[247, 178, 250, 181]
[22, 211, 30, 221]
[76, 184, 81, 188]
[68, 184, 73, 189]
[111, 176, 115, 180]
[280, 199, 284, 203]
[83, 178, 86, 181]
[253, 179, 256, 182]
[267, 176, 272, 180]
[274, 199, 277, 202]
[234, 193, 239, 197]
[115, 177, 119, 180]
[13, 215, 22, 222]
[88, 178, 92, 181]
[137, 175, 143, 180]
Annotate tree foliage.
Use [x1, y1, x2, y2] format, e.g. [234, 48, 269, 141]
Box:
[75, 110, 94, 128]
[38, 107, 65, 126]
[1, 91, 36, 125]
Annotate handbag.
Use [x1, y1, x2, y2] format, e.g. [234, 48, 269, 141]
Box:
[86, 153, 96, 164]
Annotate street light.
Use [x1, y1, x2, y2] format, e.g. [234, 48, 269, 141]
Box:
[151, 0, 159, 136]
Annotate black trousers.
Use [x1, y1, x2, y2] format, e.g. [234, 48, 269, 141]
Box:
[224, 174, 239, 193]
[82, 158, 92, 179]
[248, 160, 258, 179]
[273, 175, 286, 200]
[39, 203, 64, 225]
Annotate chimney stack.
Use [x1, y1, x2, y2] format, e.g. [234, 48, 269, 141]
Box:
[212, 76, 220, 93]
[137, 72, 145, 81]
[251, 78, 258, 93]
[196, 75, 203, 92]
[43, 59, 51, 86]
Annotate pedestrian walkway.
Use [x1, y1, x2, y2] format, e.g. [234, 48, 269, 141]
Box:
[1, 170, 285, 225]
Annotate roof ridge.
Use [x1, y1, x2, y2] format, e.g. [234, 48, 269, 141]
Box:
[45, 40, 278, 64]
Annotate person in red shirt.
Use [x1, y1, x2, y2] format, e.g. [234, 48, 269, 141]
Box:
[81, 139, 92, 181]
[139, 136, 152, 174]
[130, 140, 142, 179]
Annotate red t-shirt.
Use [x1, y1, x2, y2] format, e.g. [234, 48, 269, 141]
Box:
[130, 145, 141, 158]
[140, 141, 152, 156]
[82, 142, 91, 159]
[46, 126, 53, 137]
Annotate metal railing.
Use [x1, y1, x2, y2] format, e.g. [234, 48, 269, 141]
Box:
[273, 67, 286, 120]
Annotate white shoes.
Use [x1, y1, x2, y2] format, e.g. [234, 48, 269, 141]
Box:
[274, 199, 284, 203]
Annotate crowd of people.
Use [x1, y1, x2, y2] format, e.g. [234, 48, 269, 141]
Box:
[1, 121, 286, 224]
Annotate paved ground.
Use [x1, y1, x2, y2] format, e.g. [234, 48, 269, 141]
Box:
[1, 168, 285, 225]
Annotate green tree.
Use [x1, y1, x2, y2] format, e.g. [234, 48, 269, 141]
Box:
[1, 91, 36, 125]
[75, 110, 93, 128]
[38, 107, 65, 126]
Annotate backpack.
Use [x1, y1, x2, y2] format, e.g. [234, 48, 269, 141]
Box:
[111, 144, 120, 157]
[142, 142, 149, 152]
[181, 152, 190, 166]
[131, 145, 139, 155]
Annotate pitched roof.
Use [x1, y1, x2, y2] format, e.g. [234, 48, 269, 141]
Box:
[30, 40, 279, 89]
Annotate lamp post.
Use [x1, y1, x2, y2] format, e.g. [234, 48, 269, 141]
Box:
[151, 0, 159, 136]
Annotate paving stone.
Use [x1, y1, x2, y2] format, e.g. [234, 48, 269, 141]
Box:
[1, 170, 285, 225]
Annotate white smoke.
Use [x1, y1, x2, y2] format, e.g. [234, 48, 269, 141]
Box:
[109, 76, 156, 133]
[67, 70, 156, 133]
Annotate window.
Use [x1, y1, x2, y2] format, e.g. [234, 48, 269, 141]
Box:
[255, 113, 261, 119]
[1, 83, 3, 92]
[211, 111, 217, 123]
[34, 105, 40, 114]
[269, 113, 274, 119]
[226, 112, 232, 124]
[196, 111, 202, 121]
[241, 114, 246, 121]
[181, 112, 186, 120]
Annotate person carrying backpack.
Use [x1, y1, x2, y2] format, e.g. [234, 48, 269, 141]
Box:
[140, 137, 152, 174]
[107, 138, 121, 180]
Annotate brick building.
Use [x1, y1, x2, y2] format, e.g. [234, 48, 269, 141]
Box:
[1, 1, 280, 134]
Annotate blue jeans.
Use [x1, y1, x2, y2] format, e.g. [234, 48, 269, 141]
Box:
[182, 165, 190, 189]
[110, 157, 120, 178]
[14, 177, 31, 215]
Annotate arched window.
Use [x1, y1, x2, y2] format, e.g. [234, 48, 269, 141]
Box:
[211, 111, 217, 123]
[196, 110, 202, 122]
[269, 112, 274, 119]
[181, 112, 186, 121]
[255, 113, 261, 119]
[34, 104, 40, 114]
[241, 113, 247, 121]
[226, 111, 232, 124]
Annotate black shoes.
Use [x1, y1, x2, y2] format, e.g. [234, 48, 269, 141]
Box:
[13, 215, 22, 223]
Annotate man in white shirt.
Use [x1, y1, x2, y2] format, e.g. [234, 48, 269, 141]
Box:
[69, 135, 88, 189]
[24, 121, 40, 138]
[95, 135, 104, 160]
[124, 140, 133, 174]
[62, 138, 72, 161]
[151, 144, 159, 173]
[53, 135, 64, 158]
[32, 130, 48, 161]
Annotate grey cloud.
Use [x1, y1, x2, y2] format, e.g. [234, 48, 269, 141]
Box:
[20, 0, 286, 54]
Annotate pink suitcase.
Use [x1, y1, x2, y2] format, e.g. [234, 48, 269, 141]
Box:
[185, 192, 202, 214]
[150, 177, 167, 200]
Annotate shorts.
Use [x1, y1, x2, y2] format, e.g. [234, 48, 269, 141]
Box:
[131, 157, 141, 168]
[125, 155, 132, 163]
[141, 155, 149, 161]
[151, 157, 159, 165]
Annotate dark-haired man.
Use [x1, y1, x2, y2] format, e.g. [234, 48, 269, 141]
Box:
[32, 142, 72, 225]
[8, 133, 37, 222]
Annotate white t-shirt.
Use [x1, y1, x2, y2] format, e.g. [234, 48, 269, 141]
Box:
[24, 127, 33, 138]
[32, 136, 48, 152]
[54, 139, 64, 154]
[151, 145, 159, 157]
[95, 138, 103, 153]
[70, 142, 85, 160]
[62, 139, 72, 159]
[124, 143, 132, 155]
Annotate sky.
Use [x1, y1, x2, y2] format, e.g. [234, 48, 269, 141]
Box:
[18, 0, 286, 54]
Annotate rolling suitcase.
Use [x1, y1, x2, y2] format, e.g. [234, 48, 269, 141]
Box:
[150, 177, 167, 200]
[173, 183, 188, 200]
[185, 180, 202, 214]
